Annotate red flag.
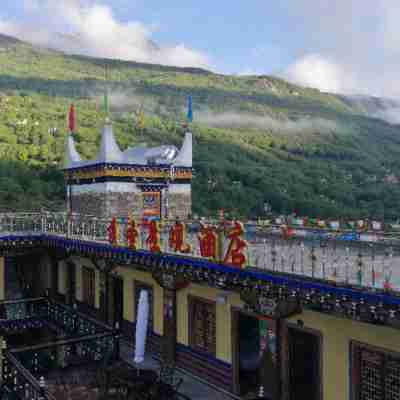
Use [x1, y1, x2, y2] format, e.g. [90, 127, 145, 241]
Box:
[68, 104, 75, 133]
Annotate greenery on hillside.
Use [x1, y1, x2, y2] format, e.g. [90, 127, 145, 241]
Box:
[0, 34, 400, 220]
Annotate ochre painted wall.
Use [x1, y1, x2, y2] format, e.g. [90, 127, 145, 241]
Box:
[176, 284, 243, 363]
[114, 266, 164, 336]
[287, 310, 400, 400]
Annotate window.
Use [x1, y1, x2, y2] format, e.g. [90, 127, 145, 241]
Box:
[351, 342, 400, 400]
[189, 296, 216, 355]
[134, 281, 154, 331]
[82, 267, 95, 307]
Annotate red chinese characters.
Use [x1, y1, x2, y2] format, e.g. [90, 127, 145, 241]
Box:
[107, 216, 119, 246]
[145, 220, 161, 253]
[126, 216, 139, 250]
[223, 221, 247, 268]
[169, 221, 191, 253]
[198, 223, 218, 260]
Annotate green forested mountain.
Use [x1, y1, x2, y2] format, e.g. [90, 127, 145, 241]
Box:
[0, 33, 400, 220]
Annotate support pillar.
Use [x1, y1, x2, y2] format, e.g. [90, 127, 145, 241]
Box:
[49, 257, 59, 299]
[279, 320, 290, 400]
[152, 270, 189, 367]
[162, 288, 177, 365]
[0, 258, 4, 301]
[107, 274, 115, 326]
[99, 270, 109, 324]
[65, 261, 76, 305]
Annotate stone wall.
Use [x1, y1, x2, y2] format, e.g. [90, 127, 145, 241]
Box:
[71, 192, 107, 216]
[105, 192, 142, 218]
[168, 193, 192, 220]
[70, 182, 191, 219]
[72, 192, 143, 218]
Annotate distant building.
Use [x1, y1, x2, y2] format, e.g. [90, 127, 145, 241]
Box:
[63, 118, 192, 220]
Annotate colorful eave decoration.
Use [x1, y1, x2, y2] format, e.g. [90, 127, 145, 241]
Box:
[63, 163, 193, 183]
[0, 234, 399, 329]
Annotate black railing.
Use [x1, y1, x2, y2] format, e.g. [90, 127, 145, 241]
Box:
[44, 301, 112, 337]
[2, 350, 56, 400]
[10, 331, 119, 374]
[0, 297, 121, 398]
[0, 298, 47, 321]
[0, 298, 113, 338]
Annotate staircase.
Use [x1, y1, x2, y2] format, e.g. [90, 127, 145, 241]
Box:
[47, 383, 100, 400]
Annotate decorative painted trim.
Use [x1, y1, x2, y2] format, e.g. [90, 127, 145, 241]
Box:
[67, 176, 192, 186]
[63, 163, 193, 182]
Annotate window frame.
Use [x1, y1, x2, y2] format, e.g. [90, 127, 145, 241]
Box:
[188, 295, 217, 356]
[350, 340, 400, 400]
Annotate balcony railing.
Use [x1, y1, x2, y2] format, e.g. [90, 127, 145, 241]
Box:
[0, 298, 114, 337]
[2, 350, 57, 400]
[10, 332, 118, 374]
[0, 212, 399, 292]
[0, 297, 120, 400]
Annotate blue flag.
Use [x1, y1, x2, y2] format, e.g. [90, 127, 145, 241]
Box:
[187, 96, 193, 123]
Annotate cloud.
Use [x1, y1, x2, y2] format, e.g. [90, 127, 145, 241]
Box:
[0, 0, 210, 69]
[373, 108, 400, 125]
[197, 110, 339, 135]
[285, 54, 355, 94]
[278, 0, 400, 98]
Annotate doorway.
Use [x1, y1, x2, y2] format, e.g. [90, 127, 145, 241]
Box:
[288, 327, 321, 400]
[113, 276, 124, 326]
[231, 311, 261, 396]
[238, 313, 260, 395]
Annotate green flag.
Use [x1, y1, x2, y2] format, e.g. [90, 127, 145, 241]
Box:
[103, 91, 109, 114]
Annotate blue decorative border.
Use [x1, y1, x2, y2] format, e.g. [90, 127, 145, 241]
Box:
[1, 234, 400, 308]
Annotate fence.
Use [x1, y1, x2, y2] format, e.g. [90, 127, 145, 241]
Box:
[0, 212, 399, 292]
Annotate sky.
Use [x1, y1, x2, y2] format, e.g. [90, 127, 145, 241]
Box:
[1, 0, 400, 98]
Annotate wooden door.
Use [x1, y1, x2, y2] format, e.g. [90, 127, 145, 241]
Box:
[288, 327, 321, 400]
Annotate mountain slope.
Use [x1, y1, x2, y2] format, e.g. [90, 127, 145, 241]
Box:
[0, 34, 399, 219]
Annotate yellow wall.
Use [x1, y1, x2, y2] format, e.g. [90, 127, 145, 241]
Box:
[287, 310, 400, 400]
[176, 284, 243, 363]
[114, 266, 164, 336]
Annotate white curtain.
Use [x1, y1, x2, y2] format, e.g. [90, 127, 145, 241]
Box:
[134, 289, 149, 364]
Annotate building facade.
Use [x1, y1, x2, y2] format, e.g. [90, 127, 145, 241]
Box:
[2, 234, 399, 400]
